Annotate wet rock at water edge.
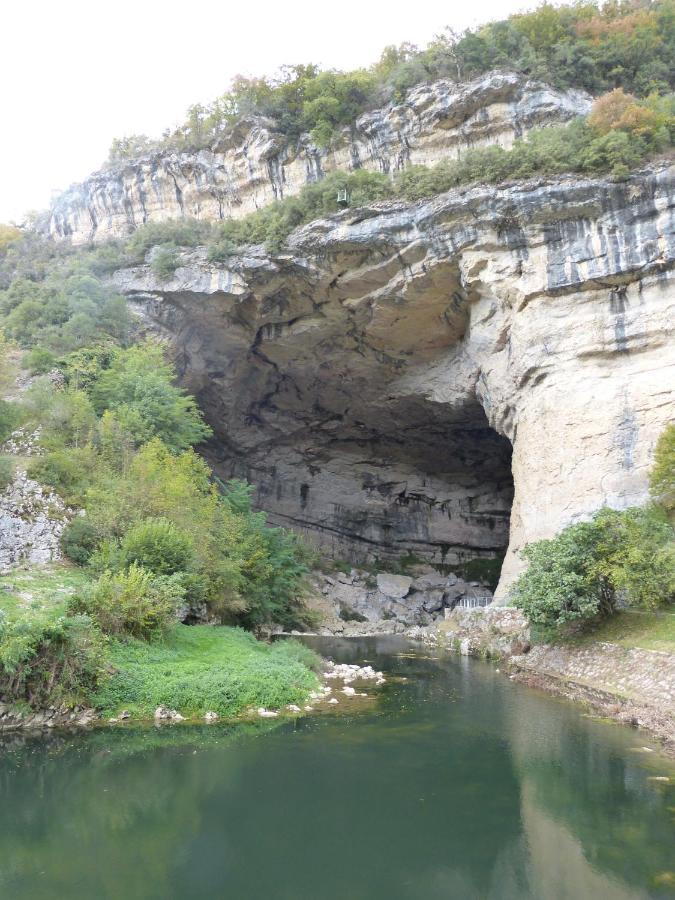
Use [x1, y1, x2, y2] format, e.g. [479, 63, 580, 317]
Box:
[154, 706, 185, 722]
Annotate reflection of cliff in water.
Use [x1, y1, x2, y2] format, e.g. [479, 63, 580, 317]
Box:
[0, 639, 672, 900]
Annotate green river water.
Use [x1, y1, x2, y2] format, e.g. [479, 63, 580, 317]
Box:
[0, 635, 673, 899]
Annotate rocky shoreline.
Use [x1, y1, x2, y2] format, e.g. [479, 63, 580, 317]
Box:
[412, 606, 675, 755]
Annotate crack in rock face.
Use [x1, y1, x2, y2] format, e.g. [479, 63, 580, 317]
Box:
[113, 165, 675, 599]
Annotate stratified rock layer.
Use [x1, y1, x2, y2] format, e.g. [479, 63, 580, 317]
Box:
[44, 72, 589, 245]
[113, 163, 675, 599]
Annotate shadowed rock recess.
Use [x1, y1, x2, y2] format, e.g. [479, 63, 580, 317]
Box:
[112, 164, 675, 599]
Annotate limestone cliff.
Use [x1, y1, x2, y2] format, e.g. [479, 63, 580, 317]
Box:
[111, 163, 675, 599]
[45, 71, 589, 245]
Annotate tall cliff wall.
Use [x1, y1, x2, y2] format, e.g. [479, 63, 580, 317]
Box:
[45, 71, 590, 245]
[112, 164, 675, 599]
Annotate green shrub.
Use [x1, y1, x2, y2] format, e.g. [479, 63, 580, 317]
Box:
[150, 245, 179, 281]
[60, 517, 100, 565]
[512, 506, 674, 634]
[27, 447, 97, 505]
[0, 612, 107, 708]
[120, 517, 194, 575]
[125, 220, 213, 263]
[650, 423, 675, 515]
[0, 399, 19, 444]
[69, 565, 185, 641]
[25, 346, 58, 374]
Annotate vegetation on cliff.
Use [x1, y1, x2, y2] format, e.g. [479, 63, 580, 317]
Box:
[109, 0, 675, 159]
[47, 87, 674, 268]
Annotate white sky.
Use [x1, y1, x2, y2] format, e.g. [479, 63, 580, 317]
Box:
[1, 0, 538, 223]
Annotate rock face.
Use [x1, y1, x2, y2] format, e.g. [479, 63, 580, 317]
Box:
[113, 163, 675, 600]
[438, 607, 531, 658]
[44, 71, 590, 245]
[0, 472, 70, 569]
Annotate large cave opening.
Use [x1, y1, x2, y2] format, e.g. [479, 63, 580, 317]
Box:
[209, 392, 514, 588]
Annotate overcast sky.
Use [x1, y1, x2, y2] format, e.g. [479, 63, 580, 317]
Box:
[1, 0, 538, 223]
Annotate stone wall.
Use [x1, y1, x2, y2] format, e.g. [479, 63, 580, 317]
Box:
[511, 642, 675, 714]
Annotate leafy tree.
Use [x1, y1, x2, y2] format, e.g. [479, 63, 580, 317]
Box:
[512, 506, 674, 633]
[650, 423, 675, 515]
[591, 506, 674, 610]
[88, 343, 212, 452]
[511, 519, 613, 632]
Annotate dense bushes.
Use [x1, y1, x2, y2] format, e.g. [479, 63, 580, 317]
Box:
[68, 566, 184, 641]
[0, 611, 107, 707]
[9, 341, 311, 630]
[108, 1, 675, 161]
[0, 265, 131, 353]
[0, 457, 13, 491]
[512, 432, 675, 634]
[119, 518, 194, 576]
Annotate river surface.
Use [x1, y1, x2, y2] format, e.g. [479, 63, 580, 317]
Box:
[0, 635, 673, 899]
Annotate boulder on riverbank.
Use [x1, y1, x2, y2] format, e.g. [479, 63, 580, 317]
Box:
[307, 568, 493, 634]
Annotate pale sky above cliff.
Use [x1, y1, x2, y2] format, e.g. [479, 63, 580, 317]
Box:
[1, 0, 539, 223]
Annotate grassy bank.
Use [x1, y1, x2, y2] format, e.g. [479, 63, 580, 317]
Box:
[559, 609, 675, 653]
[95, 626, 320, 719]
[0, 564, 321, 720]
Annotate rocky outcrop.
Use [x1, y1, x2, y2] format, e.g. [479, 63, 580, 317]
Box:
[308, 568, 493, 632]
[112, 163, 675, 599]
[44, 72, 590, 245]
[0, 472, 70, 570]
[437, 607, 531, 658]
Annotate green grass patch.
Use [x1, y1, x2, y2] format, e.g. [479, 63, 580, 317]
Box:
[558, 609, 675, 653]
[0, 563, 93, 621]
[94, 626, 321, 718]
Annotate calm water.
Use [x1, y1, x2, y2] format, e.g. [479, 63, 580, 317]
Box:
[0, 635, 674, 900]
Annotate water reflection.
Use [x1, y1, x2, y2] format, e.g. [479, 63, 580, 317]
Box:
[0, 636, 673, 899]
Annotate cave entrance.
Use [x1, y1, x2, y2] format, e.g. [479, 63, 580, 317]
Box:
[248, 396, 514, 592]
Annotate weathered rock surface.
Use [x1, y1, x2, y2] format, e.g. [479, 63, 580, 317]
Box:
[0, 472, 70, 570]
[309, 568, 493, 631]
[437, 607, 531, 658]
[44, 71, 589, 245]
[112, 163, 675, 599]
